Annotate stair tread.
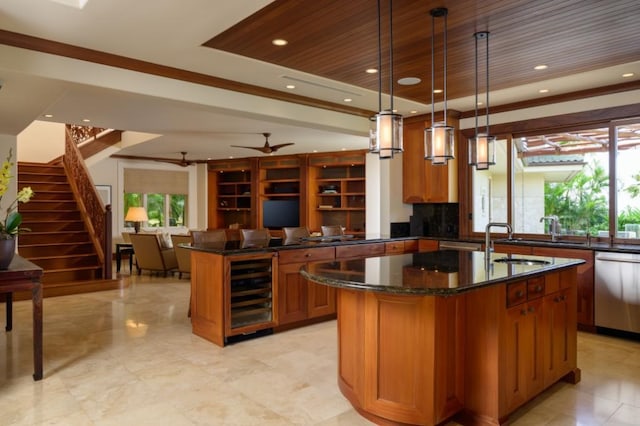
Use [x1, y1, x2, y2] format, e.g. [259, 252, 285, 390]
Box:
[41, 265, 102, 272]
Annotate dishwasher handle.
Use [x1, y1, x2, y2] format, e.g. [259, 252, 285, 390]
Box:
[595, 253, 640, 264]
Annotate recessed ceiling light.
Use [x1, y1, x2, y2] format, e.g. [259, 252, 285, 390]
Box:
[228, 156, 234, 159]
[477, 102, 484, 106]
[366, 68, 378, 74]
[539, 89, 549, 93]
[43, 114, 53, 118]
[82, 118, 91, 122]
[398, 77, 421, 85]
[341, 148, 347, 151]
[433, 89, 443, 94]
[622, 72, 635, 78]
[410, 110, 418, 114]
[343, 98, 352, 102]
[272, 39, 288, 46]
[313, 150, 318, 153]
[534, 64, 548, 70]
[286, 84, 295, 89]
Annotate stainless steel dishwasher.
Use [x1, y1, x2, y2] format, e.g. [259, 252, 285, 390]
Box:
[594, 251, 640, 333]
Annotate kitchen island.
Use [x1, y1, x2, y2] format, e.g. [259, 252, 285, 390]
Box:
[301, 250, 585, 426]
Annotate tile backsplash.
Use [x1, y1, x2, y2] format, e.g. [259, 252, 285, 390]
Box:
[410, 203, 459, 238]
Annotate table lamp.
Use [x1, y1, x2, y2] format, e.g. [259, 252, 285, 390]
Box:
[124, 207, 148, 233]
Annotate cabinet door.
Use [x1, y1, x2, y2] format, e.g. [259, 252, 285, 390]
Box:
[277, 262, 308, 325]
[544, 288, 576, 386]
[402, 120, 456, 203]
[307, 282, 336, 318]
[402, 120, 428, 203]
[532, 247, 594, 328]
[502, 298, 544, 413]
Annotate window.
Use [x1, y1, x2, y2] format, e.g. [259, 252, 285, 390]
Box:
[615, 119, 640, 239]
[514, 127, 609, 237]
[472, 138, 508, 232]
[123, 168, 189, 229]
[470, 119, 640, 243]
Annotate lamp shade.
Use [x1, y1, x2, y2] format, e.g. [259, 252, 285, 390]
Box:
[424, 122, 454, 165]
[371, 111, 403, 159]
[125, 207, 148, 222]
[469, 133, 496, 170]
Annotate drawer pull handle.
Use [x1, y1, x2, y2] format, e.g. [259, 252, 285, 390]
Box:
[535, 285, 543, 292]
[520, 309, 527, 316]
[305, 253, 311, 257]
[528, 306, 535, 313]
[516, 290, 524, 298]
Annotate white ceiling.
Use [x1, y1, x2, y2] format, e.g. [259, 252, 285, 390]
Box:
[0, 0, 638, 162]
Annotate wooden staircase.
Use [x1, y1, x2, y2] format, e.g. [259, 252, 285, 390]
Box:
[16, 161, 119, 297]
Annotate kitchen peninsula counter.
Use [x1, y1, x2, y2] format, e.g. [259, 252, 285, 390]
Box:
[186, 235, 419, 347]
[301, 250, 584, 426]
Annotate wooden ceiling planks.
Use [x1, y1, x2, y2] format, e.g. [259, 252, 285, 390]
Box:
[204, 0, 640, 105]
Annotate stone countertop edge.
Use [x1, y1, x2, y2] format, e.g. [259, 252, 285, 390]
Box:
[183, 235, 417, 255]
[300, 254, 586, 296]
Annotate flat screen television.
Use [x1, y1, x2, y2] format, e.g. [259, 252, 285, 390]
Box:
[262, 199, 300, 228]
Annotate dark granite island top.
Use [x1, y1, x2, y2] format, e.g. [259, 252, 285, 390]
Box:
[301, 249, 585, 295]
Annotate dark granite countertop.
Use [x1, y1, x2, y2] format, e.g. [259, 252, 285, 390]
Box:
[185, 234, 417, 255]
[300, 249, 585, 296]
[434, 237, 640, 254]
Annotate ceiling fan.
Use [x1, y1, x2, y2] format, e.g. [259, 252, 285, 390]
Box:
[231, 132, 294, 154]
[110, 151, 208, 167]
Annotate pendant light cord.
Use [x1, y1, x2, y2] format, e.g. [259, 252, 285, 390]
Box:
[443, 10, 447, 124]
[485, 32, 490, 135]
[430, 12, 435, 126]
[377, 0, 382, 113]
[389, 0, 394, 112]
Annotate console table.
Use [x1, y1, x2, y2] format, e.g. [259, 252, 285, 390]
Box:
[0, 256, 44, 380]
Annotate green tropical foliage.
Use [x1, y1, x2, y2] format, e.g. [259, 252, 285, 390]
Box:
[544, 160, 609, 235]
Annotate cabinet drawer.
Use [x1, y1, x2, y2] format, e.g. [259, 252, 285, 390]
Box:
[527, 277, 545, 300]
[278, 247, 335, 264]
[385, 241, 405, 254]
[335, 243, 385, 259]
[506, 282, 527, 307]
[404, 239, 419, 253]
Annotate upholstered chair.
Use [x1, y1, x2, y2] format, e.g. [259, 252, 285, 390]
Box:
[191, 229, 227, 244]
[321, 225, 344, 236]
[170, 234, 192, 279]
[128, 233, 178, 276]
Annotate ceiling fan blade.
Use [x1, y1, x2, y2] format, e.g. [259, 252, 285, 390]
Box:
[270, 143, 295, 151]
[231, 145, 270, 152]
[111, 154, 199, 166]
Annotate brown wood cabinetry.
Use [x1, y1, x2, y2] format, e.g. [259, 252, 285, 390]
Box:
[258, 155, 304, 229]
[307, 151, 366, 235]
[384, 239, 418, 254]
[464, 268, 579, 422]
[419, 238, 439, 251]
[190, 250, 277, 346]
[493, 244, 594, 330]
[277, 246, 336, 327]
[402, 119, 458, 203]
[532, 246, 594, 330]
[337, 289, 464, 426]
[207, 158, 256, 229]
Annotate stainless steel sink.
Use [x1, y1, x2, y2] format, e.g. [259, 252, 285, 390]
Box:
[494, 257, 551, 265]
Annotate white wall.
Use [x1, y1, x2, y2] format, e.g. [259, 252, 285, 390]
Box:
[17, 121, 65, 162]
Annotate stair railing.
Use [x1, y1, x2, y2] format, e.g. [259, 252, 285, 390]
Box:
[63, 126, 113, 279]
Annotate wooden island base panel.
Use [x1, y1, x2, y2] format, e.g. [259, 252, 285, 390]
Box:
[302, 250, 584, 426]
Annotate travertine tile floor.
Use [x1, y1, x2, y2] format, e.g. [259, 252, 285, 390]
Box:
[1, 270, 639, 425]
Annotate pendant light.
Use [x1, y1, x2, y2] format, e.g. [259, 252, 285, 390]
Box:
[425, 7, 454, 165]
[369, 0, 403, 159]
[469, 31, 496, 170]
